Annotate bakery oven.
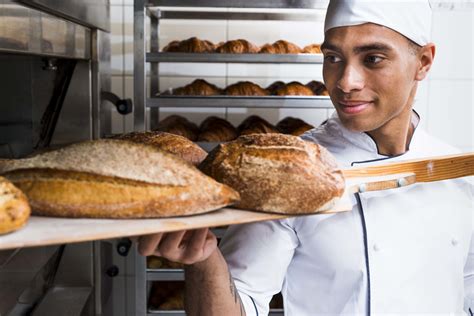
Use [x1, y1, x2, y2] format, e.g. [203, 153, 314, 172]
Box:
[0, 1, 131, 315]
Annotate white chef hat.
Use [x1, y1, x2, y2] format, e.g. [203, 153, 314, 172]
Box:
[324, 0, 432, 46]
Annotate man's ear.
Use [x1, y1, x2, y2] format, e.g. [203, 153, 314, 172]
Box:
[415, 43, 436, 81]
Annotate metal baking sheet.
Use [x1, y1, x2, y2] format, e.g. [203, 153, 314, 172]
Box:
[147, 52, 323, 64]
[147, 96, 333, 109]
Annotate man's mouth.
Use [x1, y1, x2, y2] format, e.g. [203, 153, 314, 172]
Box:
[337, 100, 372, 114]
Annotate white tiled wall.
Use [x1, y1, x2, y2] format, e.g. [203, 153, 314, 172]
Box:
[110, 2, 473, 153]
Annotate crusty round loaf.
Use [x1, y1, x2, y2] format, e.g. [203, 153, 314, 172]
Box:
[215, 39, 259, 54]
[197, 117, 238, 142]
[274, 81, 314, 96]
[276, 117, 314, 136]
[155, 115, 200, 141]
[199, 134, 345, 214]
[224, 81, 269, 96]
[162, 37, 215, 53]
[0, 176, 30, 234]
[0, 140, 240, 218]
[259, 40, 302, 54]
[115, 131, 207, 166]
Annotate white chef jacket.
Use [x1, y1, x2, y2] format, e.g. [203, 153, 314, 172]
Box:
[219, 112, 474, 316]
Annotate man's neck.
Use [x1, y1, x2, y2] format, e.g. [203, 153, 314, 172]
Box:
[366, 107, 415, 156]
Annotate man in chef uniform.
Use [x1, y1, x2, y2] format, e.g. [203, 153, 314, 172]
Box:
[138, 1, 474, 315]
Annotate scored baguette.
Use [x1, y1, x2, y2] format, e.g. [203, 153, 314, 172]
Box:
[0, 140, 239, 218]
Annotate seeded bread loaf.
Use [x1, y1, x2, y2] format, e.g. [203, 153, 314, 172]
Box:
[0, 176, 30, 234]
[200, 134, 344, 214]
[0, 140, 239, 218]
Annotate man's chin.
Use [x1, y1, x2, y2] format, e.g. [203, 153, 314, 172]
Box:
[338, 115, 374, 133]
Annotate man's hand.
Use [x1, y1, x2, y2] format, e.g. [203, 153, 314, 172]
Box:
[137, 228, 218, 265]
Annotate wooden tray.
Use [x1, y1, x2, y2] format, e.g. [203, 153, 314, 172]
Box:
[0, 153, 472, 250]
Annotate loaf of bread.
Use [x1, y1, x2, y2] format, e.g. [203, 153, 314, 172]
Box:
[215, 39, 259, 54]
[0, 176, 30, 235]
[163, 37, 215, 53]
[306, 80, 329, 96]
[276, 117, 314, 136]
[0, 140, 239, 218]
[200, 134, 345, 214]
[274, 81, 314, 96]
[115, 131, 207, 166]
[197, 116, 238, 142]
[302, 43, 322, 54]
[237, 115, 279, 135]
[170, 79, 222, 96]
[259, 40, 302, 54]
[224, 81, 269, 96]
[155, 115, 200, 141]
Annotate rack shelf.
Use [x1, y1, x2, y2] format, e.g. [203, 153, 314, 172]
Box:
[148, 96, 332, 109]
[147, 52, 323, 64]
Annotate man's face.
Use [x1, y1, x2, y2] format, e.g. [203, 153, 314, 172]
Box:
[322, 23, 420, 132]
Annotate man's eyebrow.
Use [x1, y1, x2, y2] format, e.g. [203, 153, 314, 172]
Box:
[353, 43, 392, 54]
[320, 42, 393, 54]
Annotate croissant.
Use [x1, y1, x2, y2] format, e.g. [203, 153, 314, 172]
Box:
[237, 115, 279, 135]
[276, 117, 314, 136]
[266, 81, 286, 95]
[274, 81, 314, 96]
[155, 115, 200, 141]
[259, 40, 302, 54]
[224, 81, 269, 96]
[162, 37, 215, 53]
[306, 80, 329, 96]
[215, 39, 259, 54]
[171, 79, 222, 96]
[198, 116, 238, 142]
[302, 43, 322, 54]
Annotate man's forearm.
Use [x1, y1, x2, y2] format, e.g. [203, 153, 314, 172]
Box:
[184, 249, 246, 316]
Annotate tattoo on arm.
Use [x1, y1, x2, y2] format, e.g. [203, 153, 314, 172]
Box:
[228, 267, 245, 316]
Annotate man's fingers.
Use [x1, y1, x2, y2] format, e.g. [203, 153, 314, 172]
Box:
[201, 231, 218, 259]
[158, 230, 187, 257]
[182, 228, 210, 262]
[137, 233, 164, 256]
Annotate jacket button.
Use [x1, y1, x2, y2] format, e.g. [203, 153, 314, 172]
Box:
[451, 239, 459, 246]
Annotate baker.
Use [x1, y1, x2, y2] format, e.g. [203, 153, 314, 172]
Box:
[138, 1, 474, 314]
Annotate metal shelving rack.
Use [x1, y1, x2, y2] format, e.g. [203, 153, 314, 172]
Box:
[133, 1, 330, 315]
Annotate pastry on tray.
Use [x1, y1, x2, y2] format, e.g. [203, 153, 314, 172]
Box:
[162, 37, 215, 53]
[198, 116, 238, 142]
[155, 115, 200, 141]
[215, 39, 259, 54]
[259, 40, 302, 54]
[224, 81, 269, 96]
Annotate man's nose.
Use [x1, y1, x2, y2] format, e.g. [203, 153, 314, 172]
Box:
[336, 64, 364, 93]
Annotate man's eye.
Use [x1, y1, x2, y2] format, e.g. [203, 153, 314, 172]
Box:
[324, 55, 342, 63]
[365, 55, 384, 64]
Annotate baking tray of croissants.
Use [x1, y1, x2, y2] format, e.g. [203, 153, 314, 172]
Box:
[0, 115, 353, 249]
[161, 37, 322, 55]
